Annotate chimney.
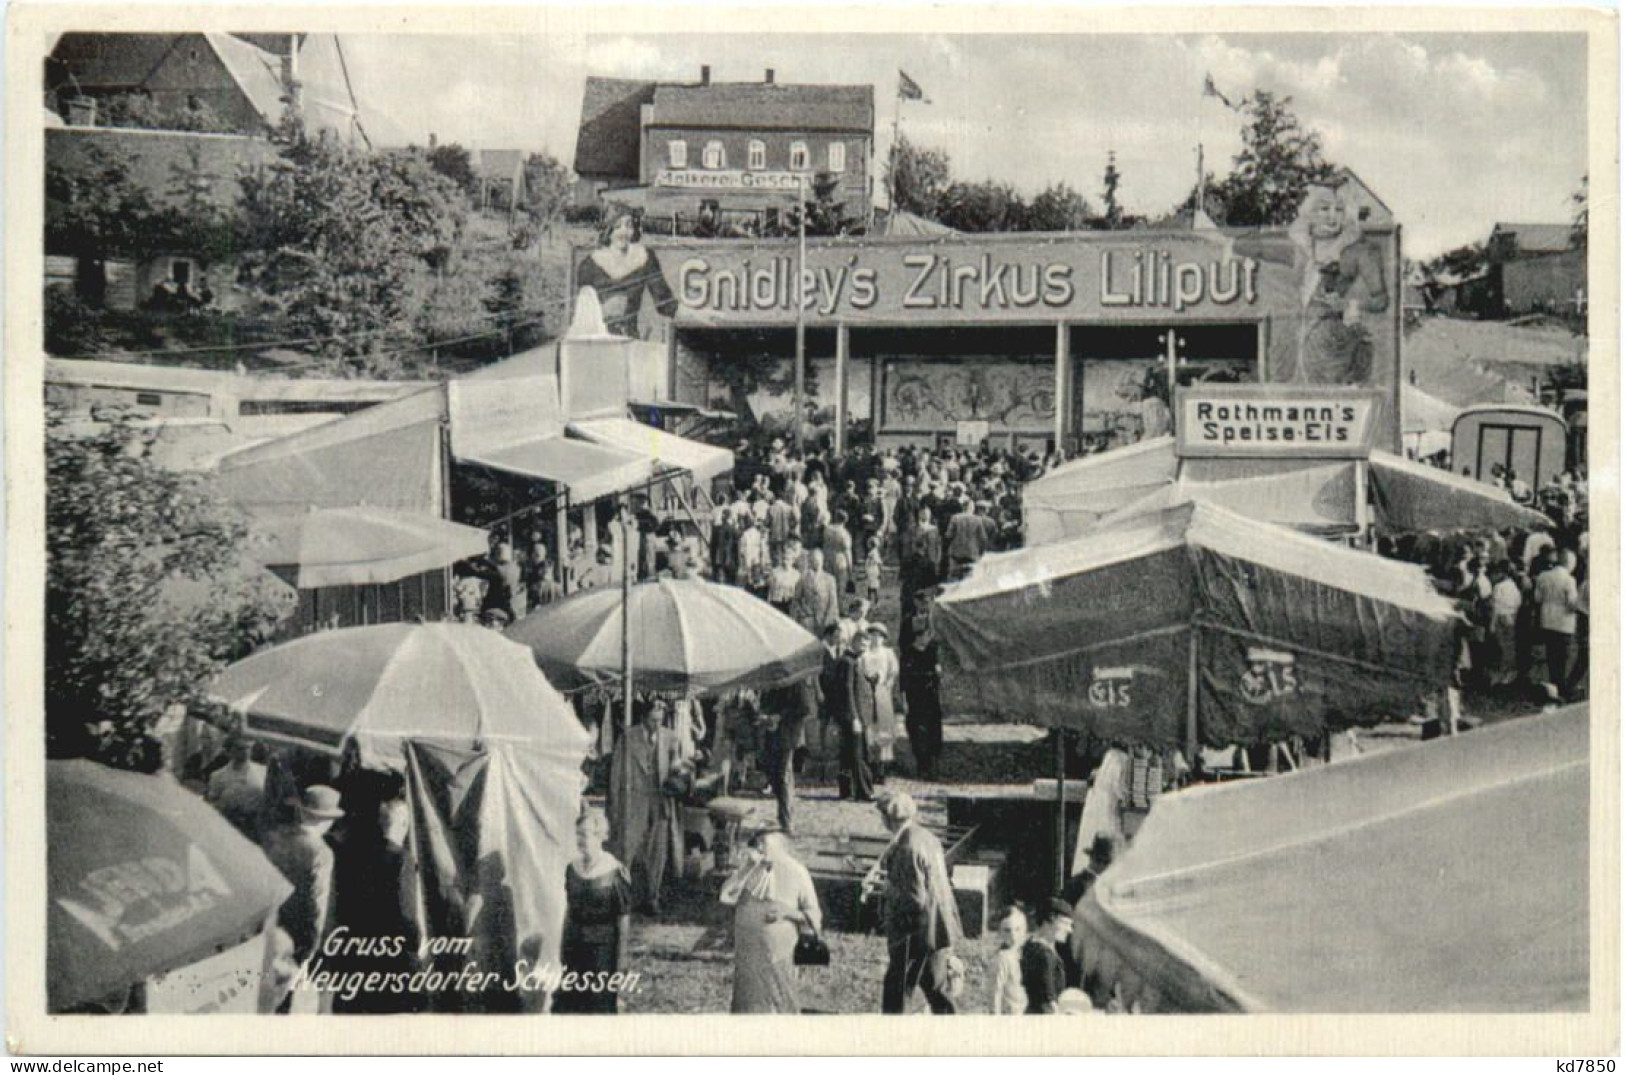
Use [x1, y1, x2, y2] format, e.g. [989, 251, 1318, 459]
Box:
[429, 132, 438, 149]
[765, 69, 775, 84]
[280, 34, 301, 111]
[700, 65, 711, 86]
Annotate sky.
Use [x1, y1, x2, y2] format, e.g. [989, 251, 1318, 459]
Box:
[334, 31, 1589, 258]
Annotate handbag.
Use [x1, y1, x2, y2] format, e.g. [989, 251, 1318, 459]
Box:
[793, 928, 831, 967]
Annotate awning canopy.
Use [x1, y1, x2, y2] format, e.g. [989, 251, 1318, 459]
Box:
[1369, 450, 1552, 532]
[1076, 705, 1588, 1013]
[934, 499, 1458, 745]
[568, 416, 734, 485]
[1024, 438, 1550, 542]
[1022, 437, 1180, 545]
[462, 436, 654, 505]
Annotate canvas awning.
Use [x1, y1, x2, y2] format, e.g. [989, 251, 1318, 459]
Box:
[934, 499, 1458, 745]
[462, 435, 655, 504]
[1369, 451, 1552, 532]
[1025, 438, 1549, 542]
[568, 416, 734, 485]
[1022, 437, 1180, 545]
[1075, 705, 1588, 1013]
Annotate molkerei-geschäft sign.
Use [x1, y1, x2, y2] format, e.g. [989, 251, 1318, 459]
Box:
[1175, 386, 1385, 459]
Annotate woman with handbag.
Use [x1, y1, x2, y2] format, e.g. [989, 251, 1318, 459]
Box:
[721, 821, 825, 1013]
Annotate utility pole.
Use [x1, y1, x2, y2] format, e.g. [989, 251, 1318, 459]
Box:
[793, 172, 807, 453]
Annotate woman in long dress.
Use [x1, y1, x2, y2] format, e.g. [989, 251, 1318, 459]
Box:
[575, 206, 678, 338]
[556, 809, 633, 1014]
[855, 626, 900, 783]
[723, 825, 823, 1013]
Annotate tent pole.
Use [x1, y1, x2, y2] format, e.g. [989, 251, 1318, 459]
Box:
[1186, 626, 1200, 756]
[1054, 726, 1066, 896]
[793, 175, 807, 453]
[1354, 459, 1370, 547]
[621, 507, 634, 735]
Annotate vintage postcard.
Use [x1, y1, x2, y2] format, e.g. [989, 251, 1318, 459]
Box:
[4, 3, 1618, 1057]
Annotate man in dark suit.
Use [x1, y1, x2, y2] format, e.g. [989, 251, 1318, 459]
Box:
[831, 632, 873, 802]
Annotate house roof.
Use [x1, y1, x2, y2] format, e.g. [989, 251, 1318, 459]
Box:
[1490, 223, 1574, 255]
[47, 33, 183, 90]
[650, 82, 873, 132]
[573, 77, 657, 179]
[201, 31, 290, 125]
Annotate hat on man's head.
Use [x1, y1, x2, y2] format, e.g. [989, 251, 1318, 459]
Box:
[298, 785, 345, 821]
[876, 789, 918, 824]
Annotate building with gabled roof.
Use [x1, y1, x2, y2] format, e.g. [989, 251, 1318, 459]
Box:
[572, 67, 874, 227]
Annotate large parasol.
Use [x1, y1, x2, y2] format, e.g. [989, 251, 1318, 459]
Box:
[507, 576, 823, 695]
[249, 505, 491, 588]
[48, 759, 292, 1013]
[209, 621, 589, 770]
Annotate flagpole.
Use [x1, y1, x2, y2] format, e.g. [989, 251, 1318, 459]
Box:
[889, 83, 902, 217]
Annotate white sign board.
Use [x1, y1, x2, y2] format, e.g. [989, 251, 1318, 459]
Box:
[1175, 387, 1383, 460]
[956, 420, 991, 446]
[654, 169, 802, 193]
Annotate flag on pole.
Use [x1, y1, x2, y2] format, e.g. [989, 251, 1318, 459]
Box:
[899, 70, 928, 102]
[1203, 73, 1237, 110]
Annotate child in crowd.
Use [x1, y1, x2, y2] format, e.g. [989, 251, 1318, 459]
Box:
[991, 907, 1029, 1015]
[864, 545, 883, 608]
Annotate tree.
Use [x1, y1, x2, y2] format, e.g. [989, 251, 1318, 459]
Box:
[1100, 153, 1124, 229]
[97, 91, 239, 135]
[885, 133, 951, 219]
[427, 143, 480, 200]
[46, 412, 288, 767]
[518, 151, 574, 243]
[1209, 91, 1337, 226]
[1425, 242, 1489, 282]
[939, 179, 1027, 232]
[237, 132, 466, 374]
[1027, 182, 1092, 232]
[45, 142, 158, 260]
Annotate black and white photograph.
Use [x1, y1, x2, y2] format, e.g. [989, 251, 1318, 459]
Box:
[5, 4, 1616, 1057]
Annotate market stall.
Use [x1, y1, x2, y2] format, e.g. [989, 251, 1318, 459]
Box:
[1073, 704, 1588, 1012]
[211, 623, 591, 1012]
[933, 498, 1459, 748]
[1023, 433, 1551, 544]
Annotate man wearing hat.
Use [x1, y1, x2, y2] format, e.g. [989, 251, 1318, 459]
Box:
[262, 786, 345, 970]
[874, 790, 963, 1013]
[1020, 898, 1074, 1014]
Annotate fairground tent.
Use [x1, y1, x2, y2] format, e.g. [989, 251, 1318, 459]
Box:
[1074, 704, 1588, 1012]
[214, 364, 730, 517]
[932, 499, 1458, 747]
[1022, 437, 1549, 544]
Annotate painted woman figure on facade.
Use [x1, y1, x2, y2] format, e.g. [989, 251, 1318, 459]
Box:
[1229, 180, 1389, 384]
[575, 205, 678, 338]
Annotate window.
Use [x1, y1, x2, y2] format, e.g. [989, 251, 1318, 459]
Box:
[170, 259, 193, 286]
[668, 140, 687, 168]
[135, 392, 163, 407]
[789, 141, 809, 171]
[748, 140, 766, 170]
[828, 142, 846, 172]
[703, 140, 726, 169]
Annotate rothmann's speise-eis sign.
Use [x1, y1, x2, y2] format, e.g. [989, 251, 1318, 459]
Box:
[1175, 386, 1384, 459]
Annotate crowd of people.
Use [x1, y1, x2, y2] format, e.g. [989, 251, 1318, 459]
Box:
[1380, 466, 1590, 702]
[163, 431, 1588, 1017]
